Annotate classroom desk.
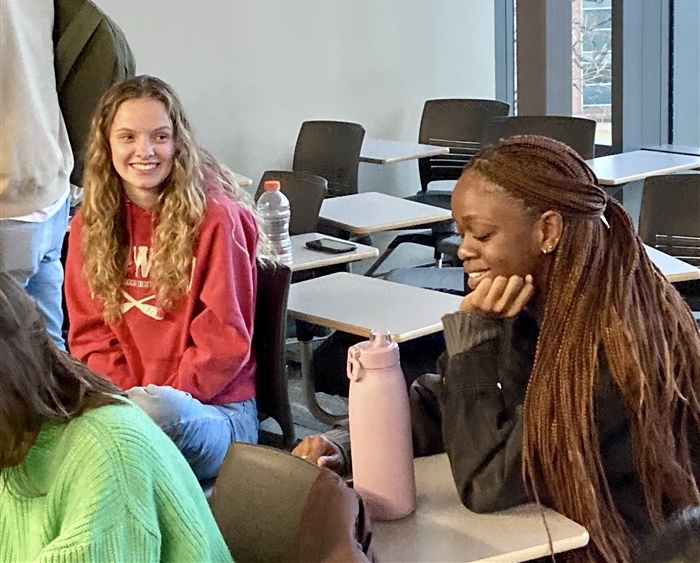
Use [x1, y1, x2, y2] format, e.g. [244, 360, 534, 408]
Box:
[287, 272, 462, 424]
[585, 150, 700, 186]
[643, 145, 700, 157]
[290, 233, 379, 272]
[319, 192, 453, 277]
[645, 244, 700, 283]
[360, 139, 450, 165]
[372, 454, 589, 563]
[288, 246, 697, 423]
[319, 192, 452, 236]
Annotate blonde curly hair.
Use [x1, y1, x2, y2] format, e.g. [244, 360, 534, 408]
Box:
[80, 75, 271, 323]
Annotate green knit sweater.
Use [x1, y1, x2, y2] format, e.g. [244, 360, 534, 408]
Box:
[0, 401, 233, 563]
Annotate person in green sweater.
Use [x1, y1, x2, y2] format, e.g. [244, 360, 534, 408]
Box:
[0, 272, 233, 563]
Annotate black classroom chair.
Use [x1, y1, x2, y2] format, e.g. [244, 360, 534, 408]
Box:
[292, 120, 365, 198]
[481, 115, 597, 159]
[364, 99, 510, 277]
[411, 98, 511, 206]
[254, 261, 295, 448]
[434, 114, 598, 262]
[638, 171, 700, 323]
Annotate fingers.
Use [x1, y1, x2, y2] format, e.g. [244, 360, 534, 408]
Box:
[291, 436, 344, 473]
[483, 276, 512, 311]
[317, 454, 343, 473]
[504, 274, 535, 317]
[459, 275, 535, 318]
[459, 276, 493, 313]
[491, 275, 524, 315]
[292, 436, 330, 463]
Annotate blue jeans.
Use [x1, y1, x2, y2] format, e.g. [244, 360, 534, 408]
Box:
[0, 197, 70, 350]
[127, 385, 259, 481]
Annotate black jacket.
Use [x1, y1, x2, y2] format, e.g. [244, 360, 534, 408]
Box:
[326, 310, 696, 542]
[437, 311, 658, 542]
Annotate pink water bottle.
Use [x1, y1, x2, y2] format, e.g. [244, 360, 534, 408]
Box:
[347, 330, 416, 520]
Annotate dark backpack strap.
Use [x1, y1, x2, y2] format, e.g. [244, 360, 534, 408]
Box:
[55, 2, 102, 90]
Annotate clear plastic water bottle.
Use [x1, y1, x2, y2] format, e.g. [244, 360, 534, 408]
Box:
[256, 180, 293, 266]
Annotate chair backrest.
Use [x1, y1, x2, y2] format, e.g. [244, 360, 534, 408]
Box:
[292, 120, 365, 198]
[209, 442, 321, 563]
[254, 171, 328, 236]
[638, 172, 700, 267]
[254, 261, 294, 448]
[417, 99, 510, 191]
[481, 115, 597, 159]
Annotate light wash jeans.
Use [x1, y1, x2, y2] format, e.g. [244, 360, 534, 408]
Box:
[127, 384, 259, 481]
[0, 197, 70, 350]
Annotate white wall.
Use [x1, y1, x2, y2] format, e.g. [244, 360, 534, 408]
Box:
[94, 0, 496, 197]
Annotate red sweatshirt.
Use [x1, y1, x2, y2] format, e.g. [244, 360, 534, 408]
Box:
[65, 191, 258, 404]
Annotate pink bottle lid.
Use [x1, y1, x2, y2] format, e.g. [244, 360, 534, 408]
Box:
[348, 330, 400, 381]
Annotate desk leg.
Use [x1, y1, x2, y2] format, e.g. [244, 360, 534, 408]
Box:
[364, 241, 398, 277]
[297, 326, 346, 426]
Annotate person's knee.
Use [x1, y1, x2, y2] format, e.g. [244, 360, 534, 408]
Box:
[127, 385, 188, 429]
[226, 398, 259, 444]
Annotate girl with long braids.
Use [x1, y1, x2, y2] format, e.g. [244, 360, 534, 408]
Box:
[0, 273, 232, 562]
[65, 75, 270, 482]
[293, 135, 700, 562]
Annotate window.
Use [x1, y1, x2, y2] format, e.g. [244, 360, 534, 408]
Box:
[499, 0, 694, 152]
[572, 0, 613, 145]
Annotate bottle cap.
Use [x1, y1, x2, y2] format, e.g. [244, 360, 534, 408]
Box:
[347, 330, 400, 381]
[368, 330, 393, 348]
[263, 180, 281, 191]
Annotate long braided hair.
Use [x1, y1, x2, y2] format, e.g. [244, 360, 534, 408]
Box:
[465, 135, 700, 562]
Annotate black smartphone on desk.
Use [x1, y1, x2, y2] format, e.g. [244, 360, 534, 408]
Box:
[305, 238, 357, 254]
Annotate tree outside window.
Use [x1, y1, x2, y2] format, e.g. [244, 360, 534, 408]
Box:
[572, 0, 612, 145]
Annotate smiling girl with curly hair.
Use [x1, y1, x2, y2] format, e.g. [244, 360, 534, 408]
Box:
[65, 75, 270, 481]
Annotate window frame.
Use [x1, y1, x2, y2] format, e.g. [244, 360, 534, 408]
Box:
[494, 0, 515, 112]
[496, 0, 675, 156]
[611, 0, 671, 153]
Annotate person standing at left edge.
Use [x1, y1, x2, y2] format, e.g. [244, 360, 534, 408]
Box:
[0, 0, 73, 349]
